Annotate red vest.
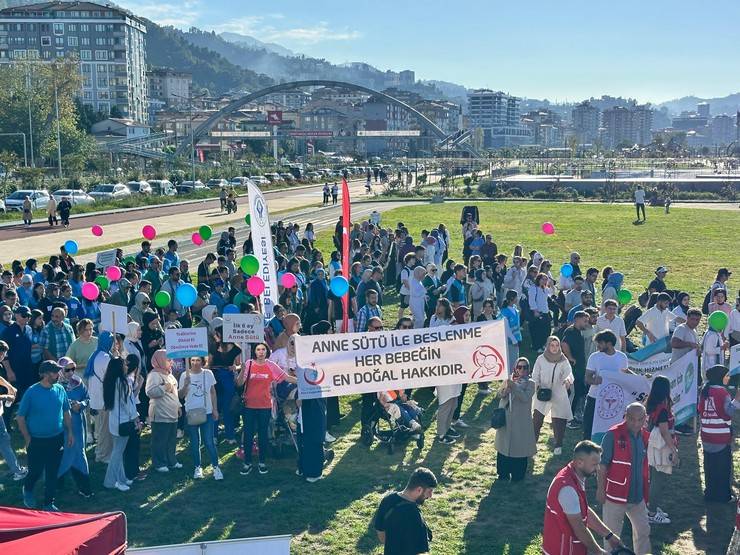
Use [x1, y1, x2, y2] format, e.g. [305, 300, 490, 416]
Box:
[605, 421, 649, 505]
[543, 463, 588, 555]
[698, 386, 732, 445]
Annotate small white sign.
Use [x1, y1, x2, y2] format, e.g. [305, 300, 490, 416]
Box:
[99, 303, 128, 335]
[223, 313, 264, 344]
[165, 327, 209, 359]
[96, 249, 118, 268]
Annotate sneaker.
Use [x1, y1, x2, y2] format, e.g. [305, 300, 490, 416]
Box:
[410, 420, 422, 432]
[553, 447, 563, 456]
[295, 469, 304, 477]
[213, 467, 224, 481]
[114, 481, 130, 492]
[172, 462, 183, 469]
[438, 435, 456, 445]
[176, 429, 184, 439]
[258, 463, 268, 475]
[324, 449, 335, 466]
[567, 421, 581, 430]
[125, 479, 134, 486]
[135, 472, 148, 481]
[648, 512, 671, 524]
[306, 476, 322, 483]
[23, 489, 36, 509]
[155, 466, 170, 473]
[453, 419, 469, 428]
[446, 427, 461, 438]
[656, 507, 669, 519]
[325, 432, 336, 443]
[193, 467, 204, 479]
[240, 464, 253, 476]
[12, 467, 28, 481]
[43, 503, 60, 512]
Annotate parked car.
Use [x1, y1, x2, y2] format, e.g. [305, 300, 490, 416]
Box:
[126, 181, 153, 195]
[229, 177, 254, 188]
[176, 180, 207, 194]
[52, 189, 95, 206]
[89, 183, 131, 201]
[249, 176, 270, 186]
[279, 173, 295, 182]
[149, 180, 177, 196]
[207, 178, 229, 189]
[264, 173, 283, 184]
[288, 167, 304, 180]
[304, 171, 322, 180]
[5, 189, 50, 211]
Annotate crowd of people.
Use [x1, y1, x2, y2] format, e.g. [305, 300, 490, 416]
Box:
[0, 204, 739, 555]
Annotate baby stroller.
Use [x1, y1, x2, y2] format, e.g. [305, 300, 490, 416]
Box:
[269, 381, 299, 458]
[369, 392, 424, 454]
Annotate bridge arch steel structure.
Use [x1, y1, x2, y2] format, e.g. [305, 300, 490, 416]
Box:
[174, 79, 480, 158]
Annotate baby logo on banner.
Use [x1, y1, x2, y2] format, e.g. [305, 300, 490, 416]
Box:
[294, 320, 508, 399]
[165, 327, 208, 359]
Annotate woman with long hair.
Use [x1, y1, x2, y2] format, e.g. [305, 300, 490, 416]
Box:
[208, 327, 242, 445]
[122, 354, 146, 483]
[531, 336, 573, 456]
[528, 273, 552, 352]
[236, 342, 296, 475]
[645, 375, 677, 525]
[103, 357, 137, 491]
[430, 298, 453, 327]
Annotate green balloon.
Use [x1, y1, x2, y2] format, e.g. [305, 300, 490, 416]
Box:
[122, 256, 136, 266]
[617, 289, 633, 305]
[199, 225, 213, 241]
[240, 255, 259, 275]
[154, 290, 171, 308]
[94, 276, 109, 290]
[708, 310, 729, 332]
[245, 213, 251, 226]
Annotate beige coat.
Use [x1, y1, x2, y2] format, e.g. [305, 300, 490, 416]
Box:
[145, 370, 180, 423]
[531, 355, 573, 420]
[494, 378, 537, 458]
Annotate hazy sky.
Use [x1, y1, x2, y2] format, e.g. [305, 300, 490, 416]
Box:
[118, 0, 740, 103]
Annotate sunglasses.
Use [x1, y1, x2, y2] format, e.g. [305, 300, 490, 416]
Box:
[64, 366, 76, 372]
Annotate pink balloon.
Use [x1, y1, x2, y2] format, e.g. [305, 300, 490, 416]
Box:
[246, 276, 265, 296]
[105, 265, 122, 281]
[281, 272, 297, 289]
[541, 222, 555, 235]
[191, 232, 203, 246]
[142, 225, 157, 241]
[81, 282, 100, 301]
[91, 225, 103, 237]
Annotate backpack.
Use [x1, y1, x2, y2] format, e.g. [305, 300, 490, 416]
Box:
[701, 290, 711, 315]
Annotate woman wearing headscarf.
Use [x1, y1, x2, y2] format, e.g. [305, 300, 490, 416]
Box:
[531, 336, 574, 456]
[57, 357, 92, 498]
[494, 356, 536, 482]
[601, 271, 623, 308]
[129, 292, 153, 326]
[304, 268, 329, 331]
[85, 331, 115, 464]
[145, 349, 181, 472]
[409, 266, 428, 329]
[274, 313, 301, 350]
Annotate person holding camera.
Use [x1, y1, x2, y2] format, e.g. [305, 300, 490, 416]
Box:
[532, 336, 573, 456]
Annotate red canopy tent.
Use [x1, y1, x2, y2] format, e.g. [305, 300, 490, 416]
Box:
[0, 506, 126, 555]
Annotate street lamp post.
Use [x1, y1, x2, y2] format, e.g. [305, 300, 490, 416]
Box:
[54, 81, 62, 178]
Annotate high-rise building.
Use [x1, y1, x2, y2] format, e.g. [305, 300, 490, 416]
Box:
[710, 114, 735, 146]
[147, 68, 191, 109]
[521, 109, 563, 147]
[601, 104, 653, 149]
[467, 89, 530, 148]
[697, 102, 710, 119]
[571, 101, 600, 144]
[0, 1, 148, 123]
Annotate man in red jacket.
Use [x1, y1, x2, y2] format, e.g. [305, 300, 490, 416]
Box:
[597, 402, 651, 554]
[543, 440, 623, 555]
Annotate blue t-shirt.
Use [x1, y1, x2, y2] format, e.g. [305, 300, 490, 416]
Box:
[500, 305, 522, 342]
[18, 382, 69, 438]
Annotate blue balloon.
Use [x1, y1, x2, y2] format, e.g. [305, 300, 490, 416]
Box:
[175, 283, 198, 307]
[223, 304, 239, 314]
[64, 240, 79, 255]
[560, 263, 574, 278]
[330, 276, 349, 297]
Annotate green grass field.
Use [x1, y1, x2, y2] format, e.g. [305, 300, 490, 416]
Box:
[1, 201, 739, 554]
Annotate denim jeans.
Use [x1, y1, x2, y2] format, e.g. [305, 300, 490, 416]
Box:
[392, 401, 420, 428]
[242, 407, 271, 464]
[0, 415, 22, 474]
[104, 435, 129, 488]
[187, 414, 219, 468]
[214, 368, 237, 441]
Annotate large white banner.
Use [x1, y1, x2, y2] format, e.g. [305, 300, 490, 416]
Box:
[592, 372, 651, 443]
[294, 320, 508, 399]
[248, 182, 278, 318]
[730, 344, 740, 377]
[592, 351, 699, 443]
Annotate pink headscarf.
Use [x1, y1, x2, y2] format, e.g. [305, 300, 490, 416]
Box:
[151, 349, 170, 373]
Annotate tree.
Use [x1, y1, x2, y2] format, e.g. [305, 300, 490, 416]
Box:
[0, 151, 18, 200]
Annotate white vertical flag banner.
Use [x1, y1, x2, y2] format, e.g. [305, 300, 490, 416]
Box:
[248, 182, 279, 318]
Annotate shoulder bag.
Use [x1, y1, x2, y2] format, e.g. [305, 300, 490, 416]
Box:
[490, 393, 510, 429]
[536, 362, 558, 403]
[186, 372, 208, 426]
[229, 361, 252, 414]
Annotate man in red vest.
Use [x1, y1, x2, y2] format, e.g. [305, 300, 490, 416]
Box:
[543, 440, 624, 555]
[597, 402, 651, 554]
